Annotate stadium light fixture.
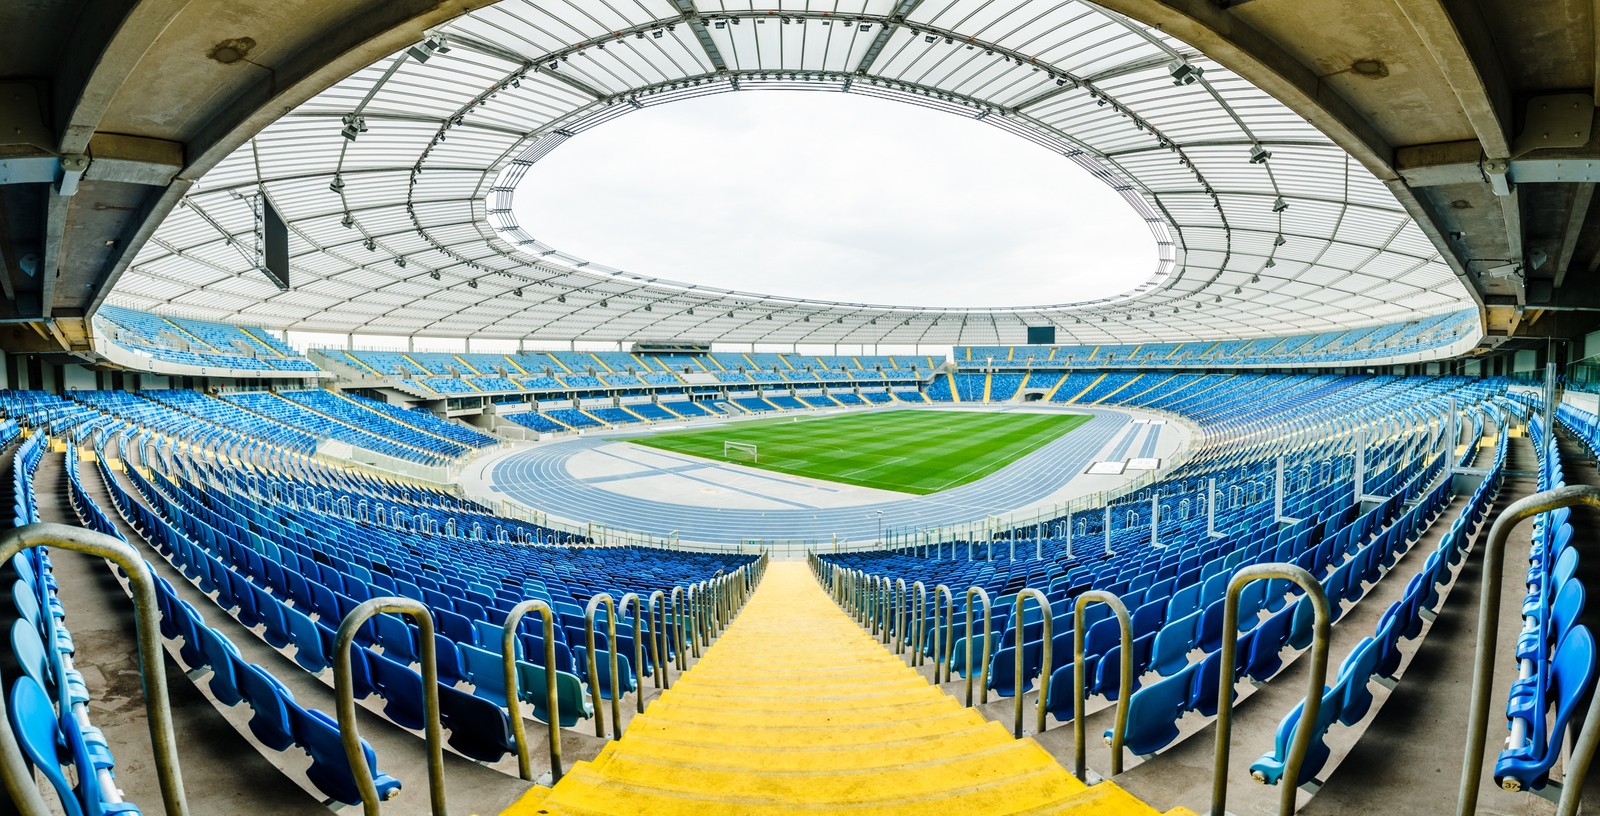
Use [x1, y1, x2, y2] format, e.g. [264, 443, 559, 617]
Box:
[514, 288, 523, 297]
[1264, 258, 1277, 268]
[652, 29, 664, 38]
[1251, 273, 1261, 283]
[1249, 144, 1272, 164]
[599, 300, 608, 307]
[924, 34, 936, 43]
[328, 174, 345, 193]
[714, 19, 726, 28]
[1272, 196, 1289, 213]
[341, 213, 354, 228]
[363, 238, 376, 251]
[1168, 60, 1203, 86]
[395, 257, 407, 268]
[467, 279, 478, 289]
[340, 113, 368, 141]
[407, 34, 450, 64]
[1273, 234, 1287, 247]
[557, 294, 566, 303]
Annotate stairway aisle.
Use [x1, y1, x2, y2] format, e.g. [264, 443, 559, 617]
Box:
[505, 562, 1192, 816]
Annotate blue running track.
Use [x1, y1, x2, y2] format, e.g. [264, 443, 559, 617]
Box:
[487, 407, 1133, 545]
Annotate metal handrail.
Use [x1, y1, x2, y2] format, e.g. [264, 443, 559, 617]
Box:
[647, 590, 668, 689]
[334, 597, 446, 816]
[933, 584, 954, 683]
[502, 599, 561, 782]
[964, 587, 993, 707]
[1013, 588, 1053, 738]
[1457, 485, 1600, 816]
[1073, 590, 1132, 778]
[1213, 565, 1331, 816]
[894, 578, 908, 653]
[0, 523, 190, 816]
[911, 581, 926, 667]
[584, 593, 622, 739]
[669, 585, 687, 670]
[619, 593, 647, 715]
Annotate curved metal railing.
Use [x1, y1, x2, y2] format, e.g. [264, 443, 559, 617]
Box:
[334, 597, 447, 816]
[0, 523, 190, 816]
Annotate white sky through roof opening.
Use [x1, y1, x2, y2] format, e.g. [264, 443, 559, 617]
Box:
[512, 92, 1156, 309]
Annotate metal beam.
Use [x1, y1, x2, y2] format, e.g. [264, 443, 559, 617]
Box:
[854, 0, 924, 75]
[536, 66, 606, 100]
[670, 1, 728, 72]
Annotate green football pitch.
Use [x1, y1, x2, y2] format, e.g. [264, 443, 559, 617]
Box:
[628, 409, 1091, 495]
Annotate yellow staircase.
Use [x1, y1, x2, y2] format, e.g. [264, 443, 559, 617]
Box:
[505, 563, 1190, 816]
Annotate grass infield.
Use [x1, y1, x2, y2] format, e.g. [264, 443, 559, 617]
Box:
[628, 408, 1091, 494]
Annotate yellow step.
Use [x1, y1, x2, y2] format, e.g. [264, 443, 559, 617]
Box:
[612, 721, 1012, 772]
[611, 710, 1006, 750]
[505, 562, 1182, 816]
[585, 741, 1071, 803]
[643, 695, 965, 728]
[527, 761, 1088, 816]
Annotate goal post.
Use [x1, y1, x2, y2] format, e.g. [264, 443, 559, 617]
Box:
[723, 441, 758, 463]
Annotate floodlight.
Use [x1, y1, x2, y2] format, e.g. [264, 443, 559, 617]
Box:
[924, 34, 936, 43]
[1272, 196, 1288, 213]
[514, 288, 523, 297]
[714, 19, 725, 28]
[407, 35, 449, 63]
[1273, 234, 1287, 247]
[328, 174, 345, 193]
[364, 238, 376, 251]
[394, 257, 406, 268]
[599, 300, 608, 307]
[1168, 60, 1204, 86]
[1264, 258, 1277, 268]
[557, 294, 566, 303]
[340, 113, 367, 141]
[467, 279, 478, 289]
[652, 29, 664, 38]
[341, 213, 354, 228]
[1249, 144, 1271, 164]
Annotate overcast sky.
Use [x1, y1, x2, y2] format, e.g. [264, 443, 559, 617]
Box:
[512, 91, 1155, 309]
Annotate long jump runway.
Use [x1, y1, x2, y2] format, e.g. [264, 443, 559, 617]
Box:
[480, 407, 1139, 545]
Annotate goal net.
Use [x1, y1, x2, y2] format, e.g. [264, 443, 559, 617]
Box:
[723, 441, 758, 463]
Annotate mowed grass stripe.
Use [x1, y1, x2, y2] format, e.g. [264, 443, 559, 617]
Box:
[629, 409, 1091, 494]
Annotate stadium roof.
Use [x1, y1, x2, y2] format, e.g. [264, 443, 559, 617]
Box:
[112, 0, 1477, 347]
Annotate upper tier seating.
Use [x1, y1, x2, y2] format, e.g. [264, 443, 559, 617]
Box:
[956, 310, 1478, 370]
[97, 304, 319, 373]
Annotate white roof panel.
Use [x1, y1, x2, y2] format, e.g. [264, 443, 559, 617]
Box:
[111, 0, 1477, 349]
